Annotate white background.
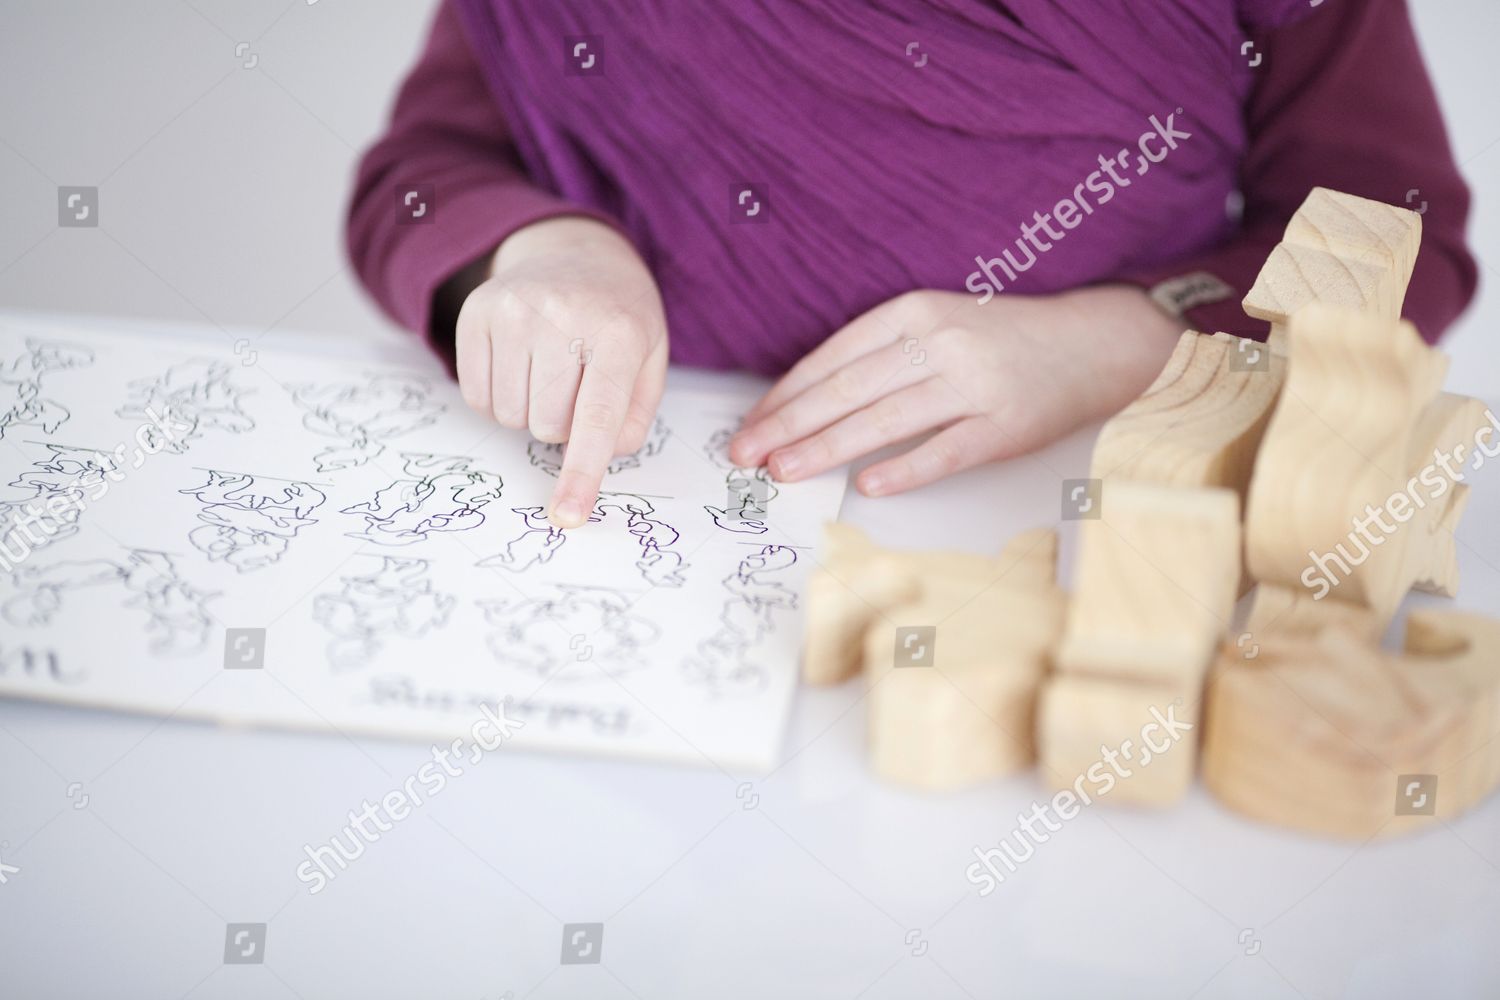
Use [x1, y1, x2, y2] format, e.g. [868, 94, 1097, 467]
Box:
[1, 2, 1497, 998]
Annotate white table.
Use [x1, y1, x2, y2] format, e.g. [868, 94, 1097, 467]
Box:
[2, 365, 1498, 1000]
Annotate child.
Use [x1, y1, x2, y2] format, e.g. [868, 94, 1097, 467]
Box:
[348, 0, 1475, 527]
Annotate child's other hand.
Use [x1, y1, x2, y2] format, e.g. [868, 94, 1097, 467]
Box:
[455, 217, 668, 527]
[729, 286, 1182, 497]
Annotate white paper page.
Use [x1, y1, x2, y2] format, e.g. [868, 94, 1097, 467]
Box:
[0, 313, 847, 770]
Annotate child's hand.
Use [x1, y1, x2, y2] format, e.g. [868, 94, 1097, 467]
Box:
[455, 217, 668, 527]
[729, 286, 1182, 496]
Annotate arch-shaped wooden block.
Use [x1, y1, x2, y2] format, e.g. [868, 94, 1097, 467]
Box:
[1203, 610, 1500, 839]
[1244, 305, 1486, 632]
[802, 523, 1057, 686]
[1242, 186, 1423, 351]
[863, 528, 1064, 789]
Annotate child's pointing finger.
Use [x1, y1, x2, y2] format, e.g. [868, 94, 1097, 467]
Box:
[547, 358, 637, 528]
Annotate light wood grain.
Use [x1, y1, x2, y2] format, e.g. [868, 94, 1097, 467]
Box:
[1203, 610, 1500, 839]
[864, 528, 1065, 790]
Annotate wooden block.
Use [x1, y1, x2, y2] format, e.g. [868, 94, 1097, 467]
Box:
[1039, 481, 1239, 806]
[1243, 187, 1422, 329]
[863, 528, 1064, 790]
[1203, 610, 1500, 839]
[1092, 330, 1286, 498]
[1037, 675, 1198, 806]
[1056, 481, 1241, 686]
[1244, 584, 1384, 645]
[1091, 329, 1283, 595]
[1281, 187, 1423, 277]
[802, 523, 920, 686]
[802, 523, 1056, 686]
[1403, 393, 1488, 598]
[1244, 305, 1486, 631]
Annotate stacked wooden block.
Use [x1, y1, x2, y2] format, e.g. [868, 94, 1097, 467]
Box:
[803, 523, 1065, 790]
[801, 187, 1500, 837]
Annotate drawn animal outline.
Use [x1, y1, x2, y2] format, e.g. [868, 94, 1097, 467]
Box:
[0, 444, 113, 555]
[478, 493, 687, 587]
[477, 584, 660, 683]
[341, 452, 504, 546]
[527, 417, 671, 478]
[702, 426, 778, 534]
[116, 357, 255, 454]
[0, 337, 94, 439]
[180, 470, 327, 573]
[289, 373, 445, 473]
[682, 544, 799, 696]
[311, 555, 455, 669]
[2, 549, 217, 654]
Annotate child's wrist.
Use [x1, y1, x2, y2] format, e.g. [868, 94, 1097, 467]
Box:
[491, 215, 634, 275]
[1067, 284, 1183, 340]
[1060, 284, 1185, 393]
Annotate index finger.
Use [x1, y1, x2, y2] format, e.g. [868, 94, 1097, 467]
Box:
[548, 355, 637, 528]
[740, 298, 908, 436]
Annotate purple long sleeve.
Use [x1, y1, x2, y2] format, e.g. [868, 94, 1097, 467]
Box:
[345, 1, 613, 345]
[348, 0, 1476, 372]
[1120, 0, 1478, 343]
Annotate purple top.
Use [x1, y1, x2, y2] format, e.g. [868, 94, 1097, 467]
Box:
[348, 0, 1476, 373]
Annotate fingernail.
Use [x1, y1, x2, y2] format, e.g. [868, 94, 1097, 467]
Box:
[770, 451, 800, 480]
[550, 499, 584, 528]
[728, 433, 757, 466]
[859, 475, 885, 497]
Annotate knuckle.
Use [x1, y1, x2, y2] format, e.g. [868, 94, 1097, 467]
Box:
[829, 366, 862, 404]
[928, 325, 969, 356]
[615, 434, 645, 458]
[871, 399, 905, 439]
[575, 400, 618, 434]
[895, 290, 941, 326]
[490, 285, 533, 325]
[803, 432, 835, 466]
[925, 438, 963, 476]
[493, 399, 527, 429]
[615, 438, 646, 460]
[615, 419, 649, 456]
[763, 408, 796, 442]
[459, 380, 487, 415]
[529, 419, 568, 444]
